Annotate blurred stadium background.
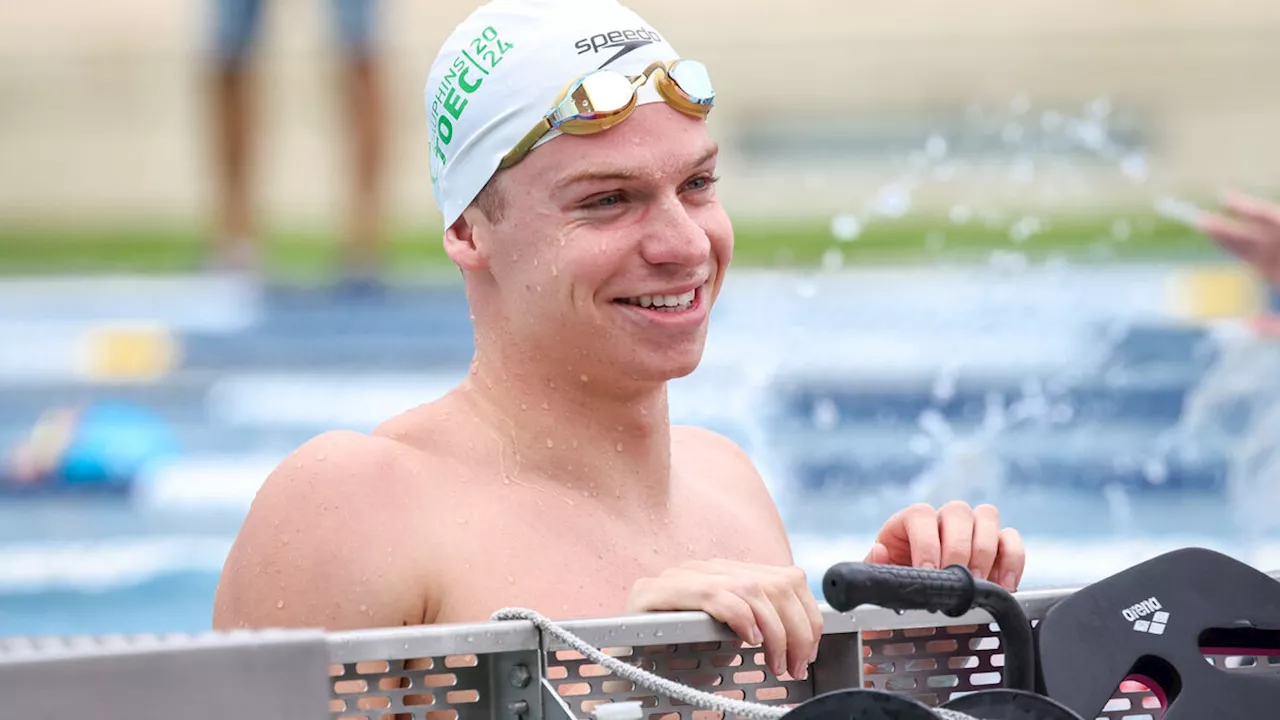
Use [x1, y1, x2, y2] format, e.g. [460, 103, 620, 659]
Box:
[1, 1, 1279, 637]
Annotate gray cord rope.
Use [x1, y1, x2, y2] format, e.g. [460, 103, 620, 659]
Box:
[490, 608, 977, 720]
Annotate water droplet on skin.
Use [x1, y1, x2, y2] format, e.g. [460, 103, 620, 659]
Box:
[615, 443, 624, 452]
[546, 438, 554, 448]
[457, 517, 468, 524]
[316, 454, 326, 462]
[360, 604, 369, 613]
[579, 374, 588, 383]
[520, 403, 528, 411]
[294, 462, 303, 469]
[276, 600, 285, 609]
[552, 266, 559, 276]
[507, 576, 515, 584]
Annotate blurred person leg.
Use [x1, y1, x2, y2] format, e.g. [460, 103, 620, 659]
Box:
[333, 0, 387, 292]
[211, 0, 264, 273]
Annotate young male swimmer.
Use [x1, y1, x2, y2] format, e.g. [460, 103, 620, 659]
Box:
[213, 0, 1027, 681]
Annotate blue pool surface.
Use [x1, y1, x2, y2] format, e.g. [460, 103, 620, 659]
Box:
[2, 265, 1278, 638]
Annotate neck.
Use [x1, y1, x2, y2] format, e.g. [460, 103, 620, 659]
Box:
[457, 343, 674, 509]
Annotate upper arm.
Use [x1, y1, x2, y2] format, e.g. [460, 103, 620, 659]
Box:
[212, 430, 432, 632]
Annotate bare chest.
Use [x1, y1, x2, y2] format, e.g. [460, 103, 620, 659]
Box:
[427, 489, 787, 624]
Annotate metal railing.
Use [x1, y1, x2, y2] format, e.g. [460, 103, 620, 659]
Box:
[3, 578, 1279, 720]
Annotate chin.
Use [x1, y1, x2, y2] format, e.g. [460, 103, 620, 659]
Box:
[629, 349, 706, 383]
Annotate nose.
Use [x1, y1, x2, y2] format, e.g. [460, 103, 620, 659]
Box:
[638, 196, 711, 268]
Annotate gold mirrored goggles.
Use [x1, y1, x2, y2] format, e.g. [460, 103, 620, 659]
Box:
[497, 59, 714, 170]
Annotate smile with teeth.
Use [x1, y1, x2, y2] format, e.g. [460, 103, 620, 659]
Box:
[616, 287, 698, 313]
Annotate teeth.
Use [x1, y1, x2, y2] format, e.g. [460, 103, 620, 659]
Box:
[620, 288, 697, 311]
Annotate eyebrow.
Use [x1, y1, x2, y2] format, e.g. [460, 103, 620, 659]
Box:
[551, 143, 720, 194]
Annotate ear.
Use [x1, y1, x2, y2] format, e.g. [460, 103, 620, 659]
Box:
[443, 207, 490, 272]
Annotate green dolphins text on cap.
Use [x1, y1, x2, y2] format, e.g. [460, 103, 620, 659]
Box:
[429, 25, 516, 182]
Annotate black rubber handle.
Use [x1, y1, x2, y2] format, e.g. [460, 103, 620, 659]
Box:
[822, 562, 976, 617]
[822, 561, 1037, 693]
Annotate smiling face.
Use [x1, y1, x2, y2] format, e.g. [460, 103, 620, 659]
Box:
[445, 102, 733, 387]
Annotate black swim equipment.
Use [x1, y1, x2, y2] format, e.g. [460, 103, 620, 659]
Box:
[819, 562, 1085, 720]
[780, 688, 939, 720]
[1035, 547, 1280, 719]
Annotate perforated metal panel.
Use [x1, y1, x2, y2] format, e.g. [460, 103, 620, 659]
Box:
[545, 640, 809, 720]
[860, 621, 1006, 706]
[324, 621, 542, 720]
[329, 655, 488, 720]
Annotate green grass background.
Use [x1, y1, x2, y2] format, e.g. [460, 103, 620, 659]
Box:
[0, 210, 1220, 280]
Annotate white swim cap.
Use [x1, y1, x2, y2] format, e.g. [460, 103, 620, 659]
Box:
[424, 0, 682, 228]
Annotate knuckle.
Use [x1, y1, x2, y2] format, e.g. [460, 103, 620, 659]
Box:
[785, 565, 808, 586]
[906, 502, 935, 518]
[734, 577, 766, 600]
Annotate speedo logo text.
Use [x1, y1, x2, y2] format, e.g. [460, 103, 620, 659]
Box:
[574, 27, 662, 66]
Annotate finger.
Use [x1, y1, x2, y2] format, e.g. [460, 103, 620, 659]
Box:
[938, 501, 975, 569]
[698, 562, 823, 678]
[863, 542, 891, 565]
[765, 581, 816, 680]
[967, 504, 1001, 581]
[873, 508, 917, 566]
[784, 566, 824, 678]
[1198, 213, 1268, 262]
[1223, 192, 1280, 230]
[699, 588, 765, 647]
[798, 585, 824, 670]
[732, 580, 790, 678]
[877, 503, 940, 568]
[903, 503, 942, 569]
[992, 527, 1026, 592]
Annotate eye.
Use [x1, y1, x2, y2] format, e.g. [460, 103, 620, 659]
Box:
[684, 174, 720, 192]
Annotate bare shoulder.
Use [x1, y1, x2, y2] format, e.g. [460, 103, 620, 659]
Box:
[213, 429, 435, 632]
[672, 425, 791, 554]
[672, 425, 762, 484]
